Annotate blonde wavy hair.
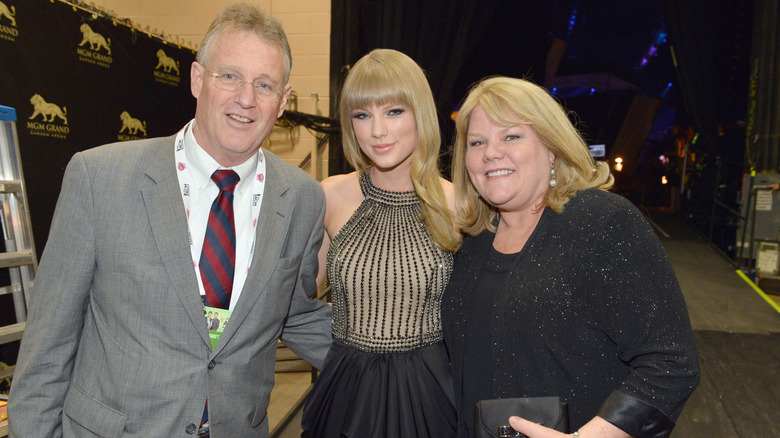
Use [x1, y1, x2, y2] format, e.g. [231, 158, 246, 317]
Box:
[339, 49, 459, 252]
[452, 76, 614, 236]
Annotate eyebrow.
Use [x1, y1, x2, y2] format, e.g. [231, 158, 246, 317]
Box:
[216, 66, 281, 85]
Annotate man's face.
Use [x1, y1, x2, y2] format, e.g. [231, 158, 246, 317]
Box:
[190, 30, 291, 167]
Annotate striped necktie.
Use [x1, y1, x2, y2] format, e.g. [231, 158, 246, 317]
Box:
[199, 169, 240, 309]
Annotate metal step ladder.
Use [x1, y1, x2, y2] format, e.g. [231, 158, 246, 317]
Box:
[0, 105, 37, 437]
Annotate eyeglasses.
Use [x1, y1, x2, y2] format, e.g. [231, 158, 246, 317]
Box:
[205, 69, 283, 103]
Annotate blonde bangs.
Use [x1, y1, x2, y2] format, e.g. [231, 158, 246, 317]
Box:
[340, 63, 414, 115]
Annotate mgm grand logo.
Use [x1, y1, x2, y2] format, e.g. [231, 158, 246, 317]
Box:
[76, 23, 113, 68]
[118, 111, 147, 141]
[27, 94, 70, 139]
[0, 1, 18, 41]
[154, 49, 181, 86]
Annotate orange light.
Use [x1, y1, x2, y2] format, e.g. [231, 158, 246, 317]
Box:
[614, 157, 623, 172]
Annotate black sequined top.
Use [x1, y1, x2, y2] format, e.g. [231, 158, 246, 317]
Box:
[328, 172, 454, 353]
[442, 188, 700, 438]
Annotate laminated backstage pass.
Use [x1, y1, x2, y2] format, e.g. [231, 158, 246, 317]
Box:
[204, 306, 232, 349]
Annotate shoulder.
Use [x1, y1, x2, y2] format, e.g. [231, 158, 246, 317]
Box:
[321, 171, 361, 201]
[439, 177, 456, 212]
[263, 149, 322, 194]
[78, 135, 173, 162]
[68, 136, 174, 181]
[456, 230, 491, 255]
[320, 172, 363, 234]
[263, 149, 309, 182]
[559, 189, 651, 239]
[565, 188, 639, 218]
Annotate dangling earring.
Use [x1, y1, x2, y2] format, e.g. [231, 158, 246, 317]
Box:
[549, 163, 557, 187]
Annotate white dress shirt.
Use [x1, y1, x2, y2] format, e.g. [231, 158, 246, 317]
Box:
[176, 121, 265, 310]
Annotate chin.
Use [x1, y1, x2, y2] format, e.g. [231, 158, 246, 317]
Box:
[483, 194, 517, 207]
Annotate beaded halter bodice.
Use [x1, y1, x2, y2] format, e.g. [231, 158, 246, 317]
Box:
[327, 172, 454, 353]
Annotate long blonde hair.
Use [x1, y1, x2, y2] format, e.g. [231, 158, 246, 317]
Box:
[339, 49, 459, 252]
[452, 76, 614, 236]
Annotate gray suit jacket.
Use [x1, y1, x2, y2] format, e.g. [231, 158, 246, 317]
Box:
[8, 135, 333, 437]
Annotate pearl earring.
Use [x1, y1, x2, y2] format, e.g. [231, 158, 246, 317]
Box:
[549, 165, 557, 187]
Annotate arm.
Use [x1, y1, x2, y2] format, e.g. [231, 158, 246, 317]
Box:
[279, 185, 333, 369]
[441, 177, 457, 215]
[508, 415, 630, 438]
[440, 177, 459, 234]
[315, 173, 361, 288]
[315, 220, 332, 288]
[8, 153, 96, 437]
[588, 201, 699, 436]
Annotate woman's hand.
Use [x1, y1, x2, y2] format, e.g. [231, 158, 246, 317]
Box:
[507, 416, 567, 438]
[507, 415, 632, 438]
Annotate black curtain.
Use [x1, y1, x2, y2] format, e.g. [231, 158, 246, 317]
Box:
[746, 0, 780, 172]
[663, 0, 722, 155]
[663, 0, 754, 225]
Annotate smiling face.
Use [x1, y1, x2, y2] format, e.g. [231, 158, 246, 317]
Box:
[190, 30, 291, 167]
[351, 102, 418, 175]
[465, 105, 555, 214]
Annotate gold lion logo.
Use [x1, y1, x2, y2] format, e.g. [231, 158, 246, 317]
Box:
[78, 23, 111, 54]
[119, 111, 147, 136]
[0, 1, 15, 26]
[29, 94, 68, 124]
[155, 49, 180, 75]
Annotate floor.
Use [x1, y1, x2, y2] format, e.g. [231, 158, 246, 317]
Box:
[267, 346, 314, 437]
[266, 210, 780, 437]
[641, 211, 780, 437]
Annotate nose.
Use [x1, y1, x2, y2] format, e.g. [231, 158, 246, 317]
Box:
[482, 139, 503, 161]
[234, 81, 257, 107]
[371, 117, 387, 138]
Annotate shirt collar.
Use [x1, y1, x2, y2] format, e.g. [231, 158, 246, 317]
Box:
[184, 121, 258, 193]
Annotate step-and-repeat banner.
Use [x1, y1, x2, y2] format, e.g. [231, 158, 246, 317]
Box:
[0, 0, 197, 254]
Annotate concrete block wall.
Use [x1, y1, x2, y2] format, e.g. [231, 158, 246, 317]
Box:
[93, 0, 331, 179]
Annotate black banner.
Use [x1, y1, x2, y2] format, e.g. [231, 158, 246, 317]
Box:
[0, 0, 196, 255]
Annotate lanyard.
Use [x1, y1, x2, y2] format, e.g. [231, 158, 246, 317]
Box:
[173, 121, 266, 299]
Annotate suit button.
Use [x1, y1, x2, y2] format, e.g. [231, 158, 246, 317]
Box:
[208, 360, 216, 370]
[185, 423, 197, 434]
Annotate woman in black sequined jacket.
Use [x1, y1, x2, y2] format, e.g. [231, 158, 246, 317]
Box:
[442, 76, 700, 438]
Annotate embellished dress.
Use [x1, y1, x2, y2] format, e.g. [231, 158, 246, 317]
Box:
[302, 171, 457, 438]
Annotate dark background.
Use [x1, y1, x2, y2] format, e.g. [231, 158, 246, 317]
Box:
[0, 1, 197, 254]
[328, 0, 769, 250]
[0, 0, 196, 384]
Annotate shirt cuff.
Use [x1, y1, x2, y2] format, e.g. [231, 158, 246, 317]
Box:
[597, 390, 675, 438]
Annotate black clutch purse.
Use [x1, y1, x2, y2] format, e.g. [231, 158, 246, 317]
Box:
[474, 396, 570, 438]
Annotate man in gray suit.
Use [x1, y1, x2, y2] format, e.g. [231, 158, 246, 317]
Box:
[8, 4, 332, 437]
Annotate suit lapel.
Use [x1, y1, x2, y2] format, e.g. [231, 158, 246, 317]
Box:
[212, 152, 294, 355]
[141, 137, 211, 346]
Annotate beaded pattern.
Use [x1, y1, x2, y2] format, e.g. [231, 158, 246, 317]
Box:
[327, 172, 453, 353]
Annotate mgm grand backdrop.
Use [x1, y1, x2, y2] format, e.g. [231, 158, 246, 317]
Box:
[0, 0, 197, 257]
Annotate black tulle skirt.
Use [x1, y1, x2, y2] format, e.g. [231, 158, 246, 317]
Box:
[301, 340, 457, 438]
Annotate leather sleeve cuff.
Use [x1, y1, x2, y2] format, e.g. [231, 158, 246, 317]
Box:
[597, 390, 676, 438]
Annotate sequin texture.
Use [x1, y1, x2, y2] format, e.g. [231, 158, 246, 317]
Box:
[328, 171, 453, 352]
[442, 188, 700, 434]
